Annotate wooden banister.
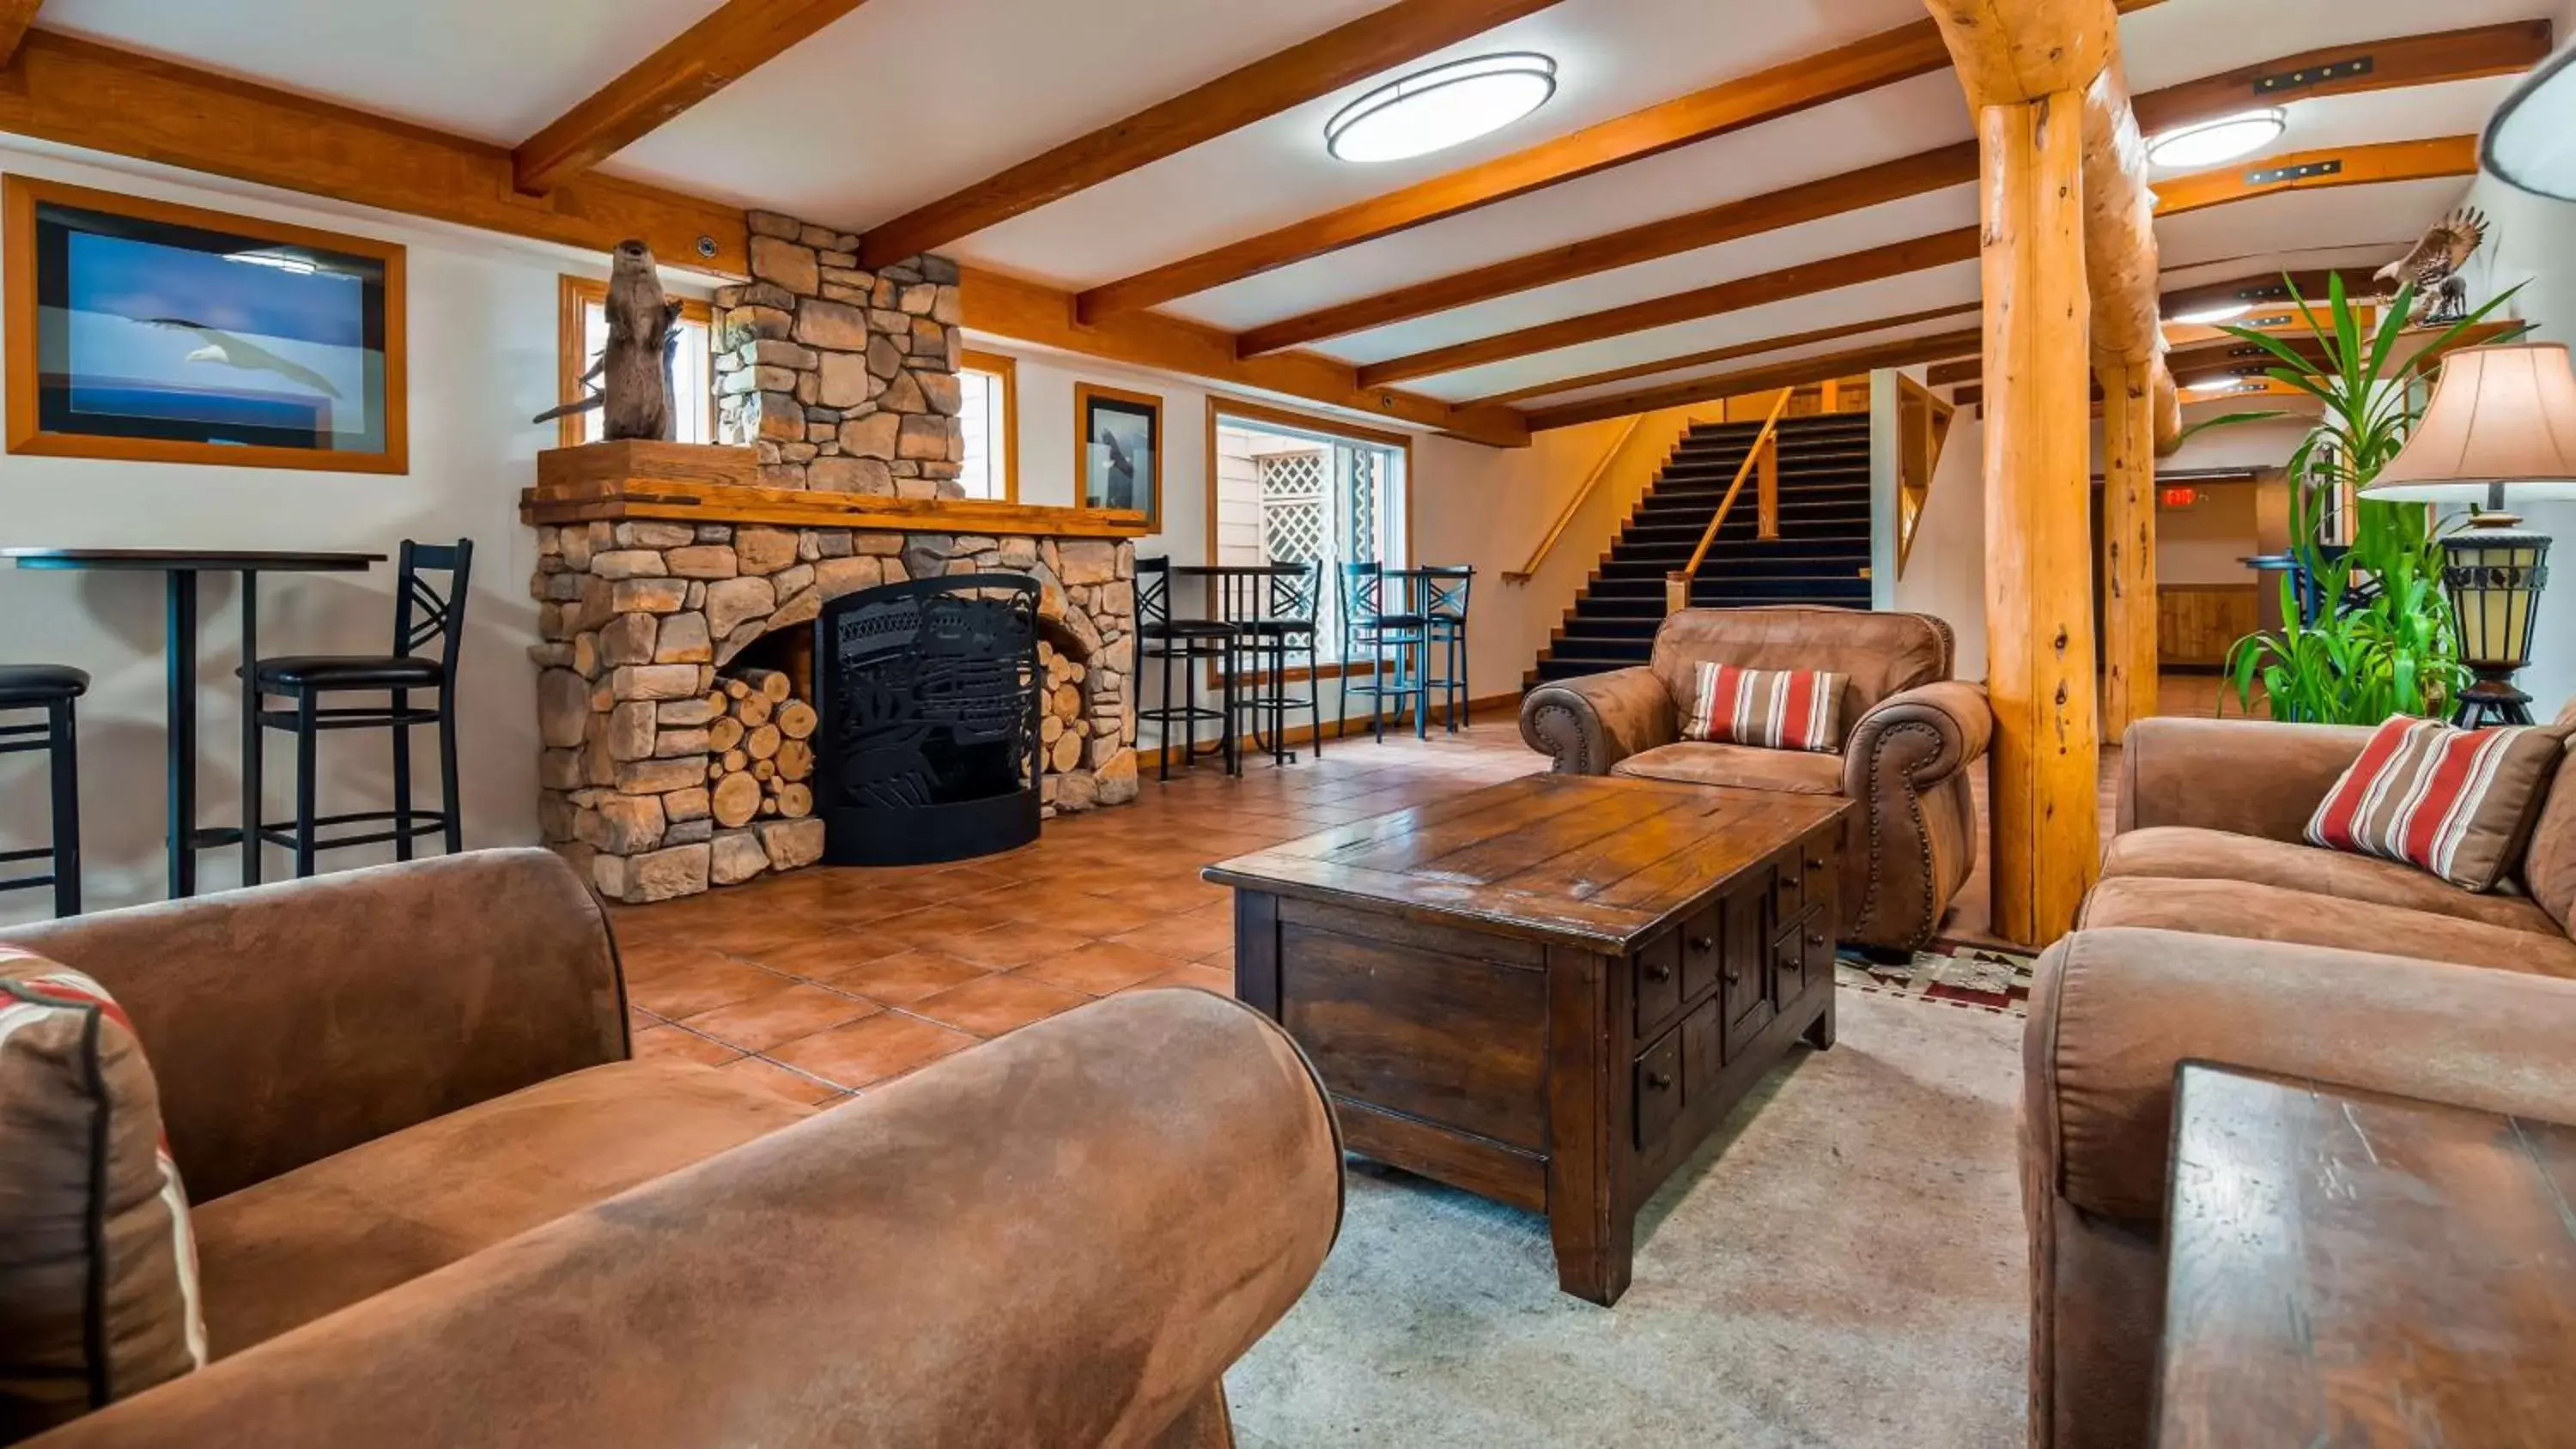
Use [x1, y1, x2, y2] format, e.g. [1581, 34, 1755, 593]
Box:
[1504, 415, 1646, 584]
[1665, 386, 1796, 614]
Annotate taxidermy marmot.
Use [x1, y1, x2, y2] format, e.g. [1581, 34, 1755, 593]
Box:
[533, 239, 683, 440]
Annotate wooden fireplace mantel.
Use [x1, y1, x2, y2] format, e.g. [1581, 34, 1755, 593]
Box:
[520, 440, 1152, 540]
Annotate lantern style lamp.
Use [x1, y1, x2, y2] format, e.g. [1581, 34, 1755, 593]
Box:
[2362, 343, 2576, 725]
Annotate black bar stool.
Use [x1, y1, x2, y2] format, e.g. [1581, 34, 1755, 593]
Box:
[1337, 561, 1428, 743]
[0, 664, 84, 917]
[1415, 565, 1474, 731]
[1139, 557, 1238, 779]
[1217, 561, 1323, 766]
[242, 539, 471, 879]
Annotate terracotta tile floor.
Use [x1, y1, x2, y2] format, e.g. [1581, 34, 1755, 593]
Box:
[608, 718, 1547, 1106]
[612, 676, 2227, 1104]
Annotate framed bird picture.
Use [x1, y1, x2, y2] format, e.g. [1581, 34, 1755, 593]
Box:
[3, 176, 408, 473]
[1076, 382, 1161, 526]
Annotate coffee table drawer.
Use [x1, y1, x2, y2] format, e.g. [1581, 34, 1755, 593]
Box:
[1635, 1024, 1683, 1148]
[1633, 931, 1683, 1036]
[1770, 908, 1831, 1003]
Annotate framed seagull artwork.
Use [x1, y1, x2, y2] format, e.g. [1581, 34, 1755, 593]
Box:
[3, 175, 408, 474]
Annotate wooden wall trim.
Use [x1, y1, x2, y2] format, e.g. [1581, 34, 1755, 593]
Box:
[0, 1, 39, 69]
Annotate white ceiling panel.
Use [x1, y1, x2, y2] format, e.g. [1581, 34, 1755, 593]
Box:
[1410, 258, 1984, 403]
[2157, 179, 2470, 274]
[1314, 184, 1980, 366]
[2121, 0, 2557, 94]
[43, 0, 729, 143]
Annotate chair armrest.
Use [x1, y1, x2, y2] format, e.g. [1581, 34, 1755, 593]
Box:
[0, 849, 623, 1201]
[2114, 717, 2375, 843]
[2026, 926, 2576, 1225]
[1519, 666, 1677, 774]
[1843, 679, 1991, 796]
[35, 991, 1343, 1449]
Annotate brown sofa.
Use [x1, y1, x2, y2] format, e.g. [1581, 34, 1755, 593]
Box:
[3, 849, 1340, 1448]
[2022, 709, 2576, 1449]
[1518, 606, 1990, 950]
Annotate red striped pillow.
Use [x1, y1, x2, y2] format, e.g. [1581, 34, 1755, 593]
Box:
[2304, 717, 2567, 891]
[1680, 663, 1844, 753]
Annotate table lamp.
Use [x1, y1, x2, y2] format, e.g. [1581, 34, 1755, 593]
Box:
[2361, 343, 2576, 725]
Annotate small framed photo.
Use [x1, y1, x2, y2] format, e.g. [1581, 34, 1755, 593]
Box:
[1075, 382, 1161, 524]
[4, 175, 407, 473]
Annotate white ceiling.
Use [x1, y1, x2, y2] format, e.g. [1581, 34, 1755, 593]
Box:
[35, 0, 2557, 418]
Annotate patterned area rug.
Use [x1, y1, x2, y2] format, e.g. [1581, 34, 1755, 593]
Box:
[1836, 945, 2037, 1017]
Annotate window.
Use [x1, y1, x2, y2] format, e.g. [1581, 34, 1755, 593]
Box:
[957, 349, 1018, 500]
[1211, 400, 1410, 664]
[555, 276, 714, 446]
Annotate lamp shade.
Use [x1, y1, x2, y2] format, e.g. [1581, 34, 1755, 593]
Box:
[2363, 343, 2576, 506]
[2483, 37, 2576, 202]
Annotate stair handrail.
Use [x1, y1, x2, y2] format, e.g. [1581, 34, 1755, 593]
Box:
[1503, 415, 1647, 584]
[1665, 386, 1797, 614]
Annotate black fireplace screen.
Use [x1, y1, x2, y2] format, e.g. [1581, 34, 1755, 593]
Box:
[812, 573, 1042, 866]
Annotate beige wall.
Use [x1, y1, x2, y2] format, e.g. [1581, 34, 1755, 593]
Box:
[1890, 399, 1989, 682]
[2155, 481, 2260, 586]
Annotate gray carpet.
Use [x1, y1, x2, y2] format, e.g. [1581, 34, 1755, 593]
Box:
[1226, 991, 2027, 1448]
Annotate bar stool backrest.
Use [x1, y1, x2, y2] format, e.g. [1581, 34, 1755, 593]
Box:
[1137, 555, 1175, 632]
[1337, 560, 1388, 627]
[1268, 560, 1320, 624]
[396, 538, 474, 687]
[1418, 564, 1473, 623]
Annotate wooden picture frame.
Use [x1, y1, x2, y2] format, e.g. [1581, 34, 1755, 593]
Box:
[3, 175, 408, 473]
[1075, 381, 1161, 526]
[554, 275, 716, 448]
[958, 349, 1020, 502]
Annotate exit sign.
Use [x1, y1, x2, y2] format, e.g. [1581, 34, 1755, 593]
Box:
[2160, 486, 2202, 508]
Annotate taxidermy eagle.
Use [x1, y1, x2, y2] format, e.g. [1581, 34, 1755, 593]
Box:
[532, 239, 683, 440]
[144, 318, 343, 398]
[2374, 209, 2488, 326]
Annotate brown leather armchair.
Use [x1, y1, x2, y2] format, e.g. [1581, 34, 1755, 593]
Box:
[6, 850, 1341, 1448]
[1518, 606, 1990, 951]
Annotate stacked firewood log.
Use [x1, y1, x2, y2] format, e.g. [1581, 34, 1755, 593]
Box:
[702, 668, 817, 828]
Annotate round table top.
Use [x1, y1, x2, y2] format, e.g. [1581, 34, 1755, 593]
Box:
[2, 548, 386, 573]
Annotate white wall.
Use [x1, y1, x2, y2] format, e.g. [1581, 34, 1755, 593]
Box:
[1890, 395, 1989, 682]
[0, 142, 675, 924]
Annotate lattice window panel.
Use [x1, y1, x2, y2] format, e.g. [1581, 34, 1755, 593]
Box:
[1347, 451, 1380, 563]
[1257, 452, 1328, 563]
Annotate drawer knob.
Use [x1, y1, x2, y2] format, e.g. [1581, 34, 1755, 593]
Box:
[1722, 965, 1741, 985]
[1807, 931, 1826, 949]
[1689, 935, 1715, 954]
[1648, 1070, 1674, 1090]
[1806, 857, 1826, 873]
[1643, 961, 1673, 983]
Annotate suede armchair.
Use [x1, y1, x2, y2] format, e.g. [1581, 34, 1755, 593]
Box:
[4, 850, 1341, 1448]
[1519, 606, 1990, 951]
[2023, 708, 2576, 1449]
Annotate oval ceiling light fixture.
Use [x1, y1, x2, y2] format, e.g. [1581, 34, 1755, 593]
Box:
[2146, 107, 2287, 170]
[2483, 38, 2576, 200]
[2167, 301, 2252, 326]
[2181, 370, 2256, 393]
[1327, 52, 1558, 164]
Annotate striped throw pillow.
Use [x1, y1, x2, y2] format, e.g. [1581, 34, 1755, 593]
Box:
[2304, 717, 2567, 892]
[1680, 663, 1845, 753]
[0, 947, 206, 1438]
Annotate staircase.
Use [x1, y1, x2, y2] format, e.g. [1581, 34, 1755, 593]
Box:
[1528, 412, 1874, 684]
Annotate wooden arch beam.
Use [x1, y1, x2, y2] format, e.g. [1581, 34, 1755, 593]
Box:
[513, 0, 875, 196]
[2152, 135, 2479, 216]
[1465, 300, 1984, 409]
[852, 0, 1564, 268]
[1522, 327, 1982, 431]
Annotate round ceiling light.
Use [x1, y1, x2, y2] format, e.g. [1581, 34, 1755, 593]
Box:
[2167, 301, 2251, 326]
[2146, 108, 2287, 170]
[1326, 53, 1558, 164]
[2483, 38, 2576, 200]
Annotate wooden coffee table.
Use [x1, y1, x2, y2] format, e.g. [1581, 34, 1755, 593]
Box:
[1205, 773, 1847, 1305]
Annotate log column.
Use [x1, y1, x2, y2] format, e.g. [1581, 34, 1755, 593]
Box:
[2099, 358, 2159, 737]
[1977, 92, 2101, 946]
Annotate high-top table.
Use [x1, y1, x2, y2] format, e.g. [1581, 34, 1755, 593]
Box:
[1206, 773, 1848, 1305]
[2, 549, 385, 897]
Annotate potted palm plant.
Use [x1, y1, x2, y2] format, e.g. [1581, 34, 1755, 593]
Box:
[2190, 276, 2523, 723]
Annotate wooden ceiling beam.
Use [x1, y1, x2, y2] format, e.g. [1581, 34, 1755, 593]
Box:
[2132, 20, 2552, 135]
[1353, 227, 1978, 387]
[1231, 21, 2518, 360]
[0, 2, 41, 69]
[1463, 300, 1984, 408]
[2158, 266, 2376, 318]
[0, 29, 750, 274]
[2152, 135, 2480, 216]
[957, 267, 1529, 449]
[854, 0, 1564, 269]
[513, 0, 876, 196]
[1523, 327, 1981, 431]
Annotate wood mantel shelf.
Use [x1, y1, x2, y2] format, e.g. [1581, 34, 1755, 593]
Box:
[520, 440, 1152, 539]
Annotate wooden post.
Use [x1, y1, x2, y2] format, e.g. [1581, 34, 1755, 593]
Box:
[2099, 357, 2159, 740]
[1755, 434, 1780, 541]
[1978, 92, 2101, 947]
[1665, 570, 1691, 615]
